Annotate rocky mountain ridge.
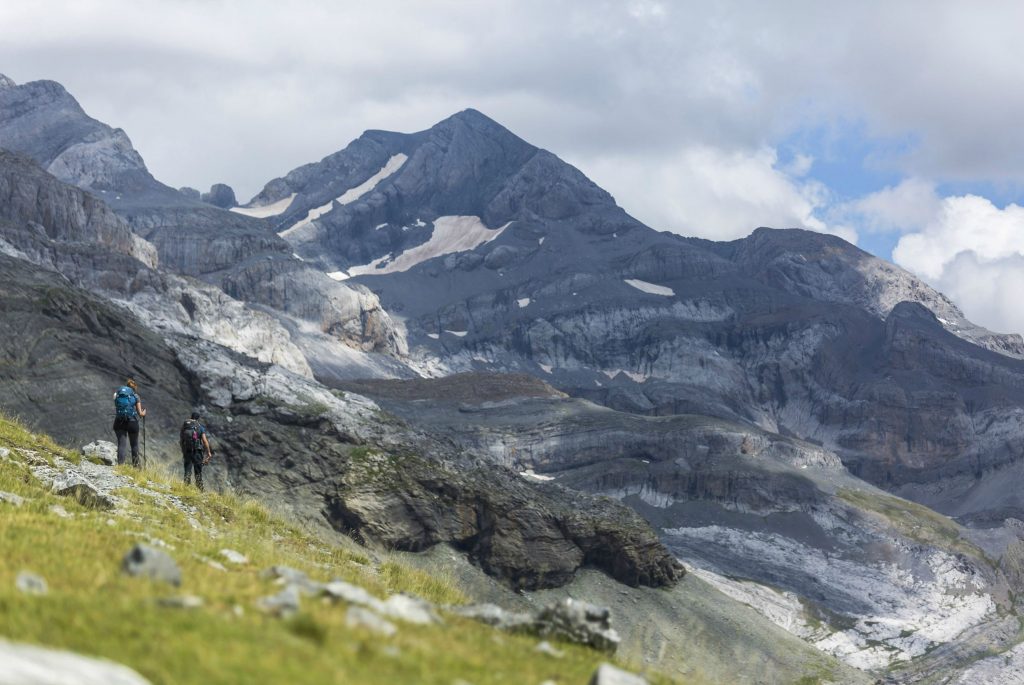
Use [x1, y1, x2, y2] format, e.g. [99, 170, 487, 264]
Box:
[4, 71, 1024, 682]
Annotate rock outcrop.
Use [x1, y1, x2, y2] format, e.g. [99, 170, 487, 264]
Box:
[201, 182, 236, 208]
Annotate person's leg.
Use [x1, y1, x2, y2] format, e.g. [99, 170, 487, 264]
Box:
[194, 461, 204, 492]
[183, 457, 193, 486]
[114, 422, 128, 465]
[128, 421, 140, 468]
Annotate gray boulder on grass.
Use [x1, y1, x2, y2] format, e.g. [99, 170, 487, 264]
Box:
[81, 440, 117, 466]
[51, 472, 114, 510]
[257, 584, 301, 618]
[16, 571, 47, 595]
[346, 606, 397, 637]
[588, 663, 648, 685]
[0, 490, 25, 506]
[0, 639, 152, 685]
[536, 598, 620, 654]
[122, 544, 182, 586]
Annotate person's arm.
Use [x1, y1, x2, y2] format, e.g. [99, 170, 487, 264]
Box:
[136, 399, 147, 418]
[201, 433, 212, 463]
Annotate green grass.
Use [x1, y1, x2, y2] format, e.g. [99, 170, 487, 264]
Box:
[837, 488, 987, 561]
[0, 414, 662, 684]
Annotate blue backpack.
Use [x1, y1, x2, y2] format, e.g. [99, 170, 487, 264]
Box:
[114, 386, 138, 419]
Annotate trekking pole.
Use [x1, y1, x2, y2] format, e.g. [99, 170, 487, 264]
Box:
[143, 416, 147, 468]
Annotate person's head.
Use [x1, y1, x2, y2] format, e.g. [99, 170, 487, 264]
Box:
[191, 411, 201, 420]
[126, 378, 138, 392]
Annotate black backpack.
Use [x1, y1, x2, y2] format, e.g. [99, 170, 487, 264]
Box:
[180, 419, 203, 457]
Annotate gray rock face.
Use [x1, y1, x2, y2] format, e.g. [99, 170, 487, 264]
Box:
[122, 544, 182, 586]
[0, 78, 162, 198]
[0, 79, 404, 360]
[201, 183, 236, 208]
[0, 639, 152, 685]
[177, 186, 201, 201]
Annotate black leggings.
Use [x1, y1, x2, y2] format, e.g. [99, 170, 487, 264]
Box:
[113, 417, 140, 467]
[184, 454, 204, 491]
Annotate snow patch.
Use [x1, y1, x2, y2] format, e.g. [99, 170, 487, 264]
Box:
[278, 199, 336, 239]
[624, 278, 675, 297]
[346, 216, 509, 276]
[375, 223, 388, 230]
[445, 330, 468, 338]
[337, 154, 407, 205]
[601, 369, 648, 383]
[326, 271, 350, 281]
[426, 333, 440, 340]
[539, 364, 553, 374]
[231, 193, 297, 218]
[278, 155, 407, 240]
[517, 298, 531, 308]
[520, 469, 555, 482]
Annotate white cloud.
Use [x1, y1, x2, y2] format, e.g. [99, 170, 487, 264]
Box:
[848, 178, 942, 234]
[932, 253, 1024, 336]
[581, 145, 851, 242]
[889, 194, 1024, 333]
[893, 195, 1024, 279]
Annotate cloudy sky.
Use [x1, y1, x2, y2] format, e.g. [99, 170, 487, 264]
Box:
[3, 1, 1024, 333]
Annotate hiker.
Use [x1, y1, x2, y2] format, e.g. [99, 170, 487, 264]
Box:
[113, 379, 146, 467]
[180, 412, 212, 491]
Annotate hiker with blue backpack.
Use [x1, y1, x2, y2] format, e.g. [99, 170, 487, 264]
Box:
[113, 379, 147, 467]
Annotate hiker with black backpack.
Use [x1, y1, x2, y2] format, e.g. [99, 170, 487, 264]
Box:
[180, 412, 212, 491]
[113, 379, 147, 467]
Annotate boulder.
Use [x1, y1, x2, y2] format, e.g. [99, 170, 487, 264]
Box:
[51, 472, 114, 510]
[346, 606, 397, 637]
[449, 603, 534, 632]
[122, 544, 182, 586]
[201, 183, 237, 208]
[178, 186, 201, 201]
[258, 584, 301, 618]
[534, 599, 620, 654]
[0, 639, 152, 685]
[219, 548, 249, 565]
[82, 440, 117, 465]
[0, 490, 25, 506]
[377, 594, 439, 625]
[15, 571, 47, 595]
[158, 595, 204, 609]
[323, 579, 378, 607]
[588, 664, 648, 685]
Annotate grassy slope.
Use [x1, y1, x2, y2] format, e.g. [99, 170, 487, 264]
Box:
[0, 415, 667, 685]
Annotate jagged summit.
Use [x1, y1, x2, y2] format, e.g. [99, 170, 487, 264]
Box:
[0, 73, 15, 89]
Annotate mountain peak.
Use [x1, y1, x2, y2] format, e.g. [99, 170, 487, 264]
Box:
[432, 108, 523, 140]
[0, 74, 15, 90]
